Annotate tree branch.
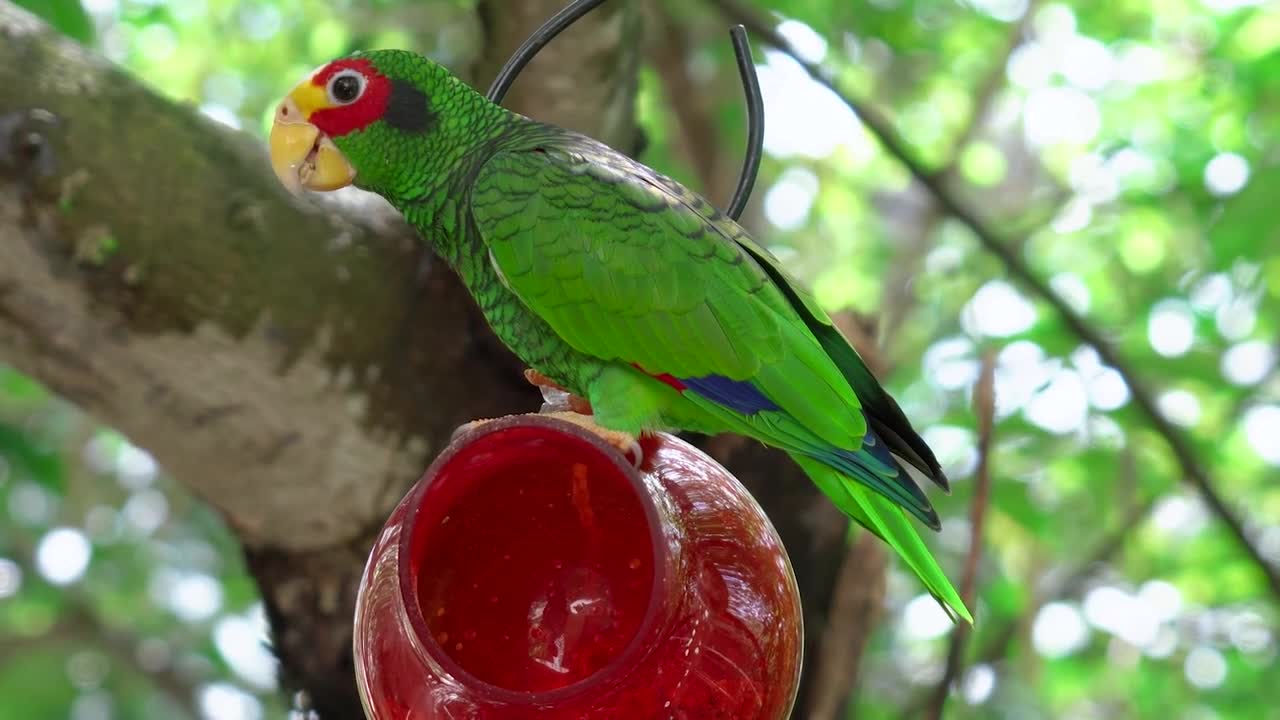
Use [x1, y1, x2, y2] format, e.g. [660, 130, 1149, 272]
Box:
[926, 350, 995, 720]
[710, 0, 1280, 602]
[1, 6, 513, 555]
[805, 531, 887, 719]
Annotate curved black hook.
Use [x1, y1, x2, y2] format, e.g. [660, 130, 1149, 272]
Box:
[487, 0, 765, 221]
[486, 0, 609, 106]
[726, 25, 763, 221]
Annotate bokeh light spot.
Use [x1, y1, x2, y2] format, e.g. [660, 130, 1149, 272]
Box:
[0, 558, 22, 598]
[764, 168, 819, 230]
[1184, 646, 1228, 690]
[962, 281, 1037, 337]
[1243, 405, 1280, 465]
[1026, 370, 1088, 434]
[1220, 340, 1275, 385]
[199, 682, 263, 720]
[962, 663, 997, 704]
[36, 527, 92, 586]
[776, 20, 828, 63]
[959, 141, 1007, 186]
[1158, 389, 1202, 427]
[1032, 602, 1089, 658]
[1147, 300, 1195, 357]
[136, 24, 178, 62]
[1204, 152, 1250, 196]
[901, 594, 953, 641]
[214, 605, 279, 690]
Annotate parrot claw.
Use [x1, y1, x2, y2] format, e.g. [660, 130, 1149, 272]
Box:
[537, 412, 642, 468]
[536, 384, 575, 413]
[622, 435, 644, 469]
[526, 369, 593, 415]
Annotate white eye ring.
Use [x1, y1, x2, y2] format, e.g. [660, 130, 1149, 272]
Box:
[327, 69, 366, 105]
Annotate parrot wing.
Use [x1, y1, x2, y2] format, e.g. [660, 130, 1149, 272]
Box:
[474, 138, 946, 488]
[468, 137, 967, 621]
[469, 140, 868, 447]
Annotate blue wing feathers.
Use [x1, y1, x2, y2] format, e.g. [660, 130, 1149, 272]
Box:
[675, 372, 940, 530]
[816, 435, 941, 530]
[679, 374, 780, 414]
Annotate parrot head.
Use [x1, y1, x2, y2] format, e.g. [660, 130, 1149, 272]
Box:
[269, 50, 458, 196]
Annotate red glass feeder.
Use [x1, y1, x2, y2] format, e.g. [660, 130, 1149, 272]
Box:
[354, 414, 802, 719]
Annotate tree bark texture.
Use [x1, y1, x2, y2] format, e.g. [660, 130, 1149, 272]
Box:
[0, 2, 853, 717]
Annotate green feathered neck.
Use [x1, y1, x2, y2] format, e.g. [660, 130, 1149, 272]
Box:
[329, 50, 519, 260]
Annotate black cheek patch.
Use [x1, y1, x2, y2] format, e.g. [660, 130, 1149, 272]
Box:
[384, 78, 435, 133]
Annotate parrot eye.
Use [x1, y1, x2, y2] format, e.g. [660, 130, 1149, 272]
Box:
[327, 70, 365, 105]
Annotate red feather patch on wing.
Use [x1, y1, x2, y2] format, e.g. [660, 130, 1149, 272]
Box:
[308, 58, 390, 138]
[632, 363, 687, 392]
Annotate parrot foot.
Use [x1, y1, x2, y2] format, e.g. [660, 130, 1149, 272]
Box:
[624, 434, 645, 469]
[524, 369, 593, 415]
[450, 413, 643, 468]
[540, 411, 643, 468]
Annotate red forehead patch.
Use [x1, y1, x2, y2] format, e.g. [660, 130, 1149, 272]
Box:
[311, 57, 378, 87]
[308, 58, 391, 138]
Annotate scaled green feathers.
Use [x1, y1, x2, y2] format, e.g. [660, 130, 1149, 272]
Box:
[279, 49, 970, 622]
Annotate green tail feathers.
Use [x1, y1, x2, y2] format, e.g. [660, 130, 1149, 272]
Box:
[791, 454, 972, 624]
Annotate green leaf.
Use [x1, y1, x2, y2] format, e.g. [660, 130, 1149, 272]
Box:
[0, 423, 65, 495]
[1208, 162, 1280, 269]
[0, 651, 74, 720]
[13, 0, 93, 45]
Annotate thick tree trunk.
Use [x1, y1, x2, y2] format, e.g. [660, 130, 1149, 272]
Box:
[0, 2, 850, 716]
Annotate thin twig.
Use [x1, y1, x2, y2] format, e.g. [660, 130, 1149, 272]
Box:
[710, 0, 1280, 602]
[900, 492, 1158, 718]
[973, 494, 1159, 667]
[925, 351, 996, 720]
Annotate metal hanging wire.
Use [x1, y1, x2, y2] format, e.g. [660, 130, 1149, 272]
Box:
[486, 0, 764, 221]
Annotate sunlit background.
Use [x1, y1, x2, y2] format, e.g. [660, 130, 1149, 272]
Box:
[3, 0, 1278, 718]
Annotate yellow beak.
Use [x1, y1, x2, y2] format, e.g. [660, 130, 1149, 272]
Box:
[268, 93, 356, 195]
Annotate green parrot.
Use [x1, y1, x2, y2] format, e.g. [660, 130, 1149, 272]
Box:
[269, 50, 970, 622]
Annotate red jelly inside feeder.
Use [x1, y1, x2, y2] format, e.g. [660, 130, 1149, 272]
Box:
[414, 428, 655, 692]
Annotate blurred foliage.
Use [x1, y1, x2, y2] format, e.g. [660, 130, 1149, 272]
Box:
[13, 0, 93, 43]
[2, 0, 1279, 719]
[0, 368, 280, 719]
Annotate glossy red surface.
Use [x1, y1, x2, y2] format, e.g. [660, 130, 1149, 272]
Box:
[415, 426, 655, 692]
[354, 415, 801, 719]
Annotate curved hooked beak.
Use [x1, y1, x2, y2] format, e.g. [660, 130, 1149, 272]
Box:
[269, 93, 356, 196]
